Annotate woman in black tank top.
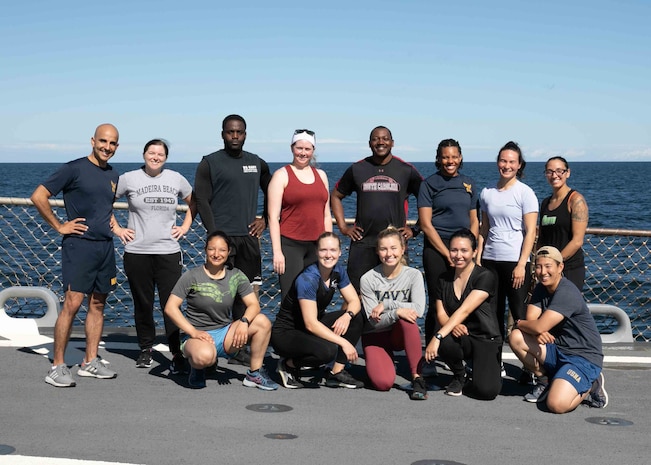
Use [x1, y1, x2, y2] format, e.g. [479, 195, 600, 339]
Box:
[538, 157, 589, 290]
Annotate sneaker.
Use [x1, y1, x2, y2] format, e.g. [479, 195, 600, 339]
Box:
[421, 361, 439, 378]
[188, 367, 206, 389]
[585, 372, 609, 408]
[524, 380, 549, 403]
[228, 347, 251, 366]
[243, 367, 279, 391]
[170, 353, 189, 375]
[45, 364, 76, 387]
[78, 357, 117, 379]
[325, 369, 364, 389]
[518, 368, 536, 386]
[445, 376, 465, 397]
[277, 359, 304, 389]
[136, 349, 153, 368]
[410, 376, 428, 400]
[500, 362, 507, 378]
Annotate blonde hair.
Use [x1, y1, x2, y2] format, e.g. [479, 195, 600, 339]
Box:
[376, 226, 407, 265]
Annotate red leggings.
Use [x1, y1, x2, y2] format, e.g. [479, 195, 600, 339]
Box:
[362, 320, 423, 391]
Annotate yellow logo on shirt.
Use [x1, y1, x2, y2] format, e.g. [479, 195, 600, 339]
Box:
[463, 182, 472, 194]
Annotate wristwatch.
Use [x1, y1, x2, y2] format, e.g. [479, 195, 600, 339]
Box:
[346, 311, 355, 319]
[240, 317, 250, 325]
[434, 333, 443, 341]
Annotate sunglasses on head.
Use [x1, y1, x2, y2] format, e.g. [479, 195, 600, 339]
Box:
[294, 129, 315, 136]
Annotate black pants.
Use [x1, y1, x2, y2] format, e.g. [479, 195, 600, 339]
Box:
[271, 311, 364, 367]
[439, 333, 502, 400]
[278, 236, 317, 301]
[481, 259, 531, 340]
[423, 240, 453, 343]
[123, 252, 182, 354]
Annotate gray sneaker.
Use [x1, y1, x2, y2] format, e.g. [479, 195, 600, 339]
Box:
[584, 372, 609, 408]
[78, 357, 117, 379]
[45, 364, 76, 387]
[524, 381, 549, 403]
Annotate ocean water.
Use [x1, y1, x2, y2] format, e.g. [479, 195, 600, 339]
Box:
[2, 161, 650, 230]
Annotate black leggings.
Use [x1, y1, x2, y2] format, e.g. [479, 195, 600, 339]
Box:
[481, 259, 531, 340]
[438, 333, 502, 400]
[423, 240, 452, 343]
[278, 236, 317, 300]
[271, 311, 364, 367]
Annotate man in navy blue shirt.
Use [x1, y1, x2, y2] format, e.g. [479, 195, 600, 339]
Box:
[32, 124, 120, 387]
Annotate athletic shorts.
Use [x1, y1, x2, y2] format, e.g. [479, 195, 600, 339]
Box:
[61, 236, 116, 294]
[543, 343, 601, 395]
[228, 235, 262, 286]
[180, 325, 234, 359]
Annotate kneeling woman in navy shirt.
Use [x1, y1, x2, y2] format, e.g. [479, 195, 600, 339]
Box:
[271, 232, 364, 389]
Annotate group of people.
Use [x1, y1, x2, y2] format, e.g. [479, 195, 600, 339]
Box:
[31, 116, 607, 413]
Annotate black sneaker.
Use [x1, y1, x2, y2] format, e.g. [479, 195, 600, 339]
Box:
[410, 376, 428, 400]
[188, 367, 206, 389]
[228, 347, 251, 366]
[325, 369, 364, 389]
[524, 380, 549, 403]
[445, 376, 465, 397]
[584, 372, 609, 408]
[169, 353, 189, 375]
[136, 349, 153, 368]
[277, 358, 304, 389]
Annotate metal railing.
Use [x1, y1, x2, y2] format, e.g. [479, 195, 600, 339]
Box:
[1, 197, 649, 341]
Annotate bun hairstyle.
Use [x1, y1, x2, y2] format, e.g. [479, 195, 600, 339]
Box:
[497, 141, 526, 179]
[376, 225, 407, 265]
[435, 139, 463, 170]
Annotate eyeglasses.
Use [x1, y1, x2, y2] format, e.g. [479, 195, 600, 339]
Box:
[294, 129, 315, 136]
[544, 169, 568, 177]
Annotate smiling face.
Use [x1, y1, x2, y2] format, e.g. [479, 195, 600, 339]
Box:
[535, 256, 564, 290]
[291, 139, 314, 168]
[449, 236, 477, 271]
[205, 236, 230, 269]
[544, 158, 570, 189]
[143, 143, 167, 175]
[369, 127, 394, 161]
[497, 149, 522, 182]
[90, 124, 119, 167]
[317, 236, 341, 270]
[438, 146, 462, 177]
[377, 234, 405, 268]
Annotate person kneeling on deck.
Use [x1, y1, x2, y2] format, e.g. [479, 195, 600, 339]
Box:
[509, 246, 607, 413]
[164, 231, 278, 390]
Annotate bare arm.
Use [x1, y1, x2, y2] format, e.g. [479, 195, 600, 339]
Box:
[469, 208, 479, 239]
[561, 192, 588, 261]
[318, 169, 333, 232]
[267, 169, 288, 275]
[512, 211, 538, 289]
[331, 188, 362, 240]
[31, 185, 88, 236]
[300, 297, 358, 361]
[249, 159, 272, 237]
[476, 210, 489, 266]
[171, 193, 197, 240]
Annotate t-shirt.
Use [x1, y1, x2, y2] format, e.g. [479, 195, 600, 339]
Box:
[195, 149, 271, 236]
[42, 157, 119, 241]
[115, 168, 192, 254]
[360, 265, 426, 333]
[273, 262, 350, 332]
[479, 180, 538, 261]
[334, 156, 422, 246]
[417, 171, 479, 240]
[171, 266, 253, 331]
[435, 265, 502, 341]
[530, 278, 603, 367]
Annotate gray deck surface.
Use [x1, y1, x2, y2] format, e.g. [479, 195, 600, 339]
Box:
[1, 333, 649, 465]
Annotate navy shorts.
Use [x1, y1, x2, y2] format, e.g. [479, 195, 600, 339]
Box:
[228, 235, 262, 286]
[61, 237, 116, 295]
[543, 343, 601, 395]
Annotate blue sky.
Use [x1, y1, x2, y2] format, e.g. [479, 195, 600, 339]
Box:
[1, 0, 650, 163]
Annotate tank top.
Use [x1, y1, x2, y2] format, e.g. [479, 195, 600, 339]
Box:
[539, 189, 584, 268]
[280, 165, 328, 241]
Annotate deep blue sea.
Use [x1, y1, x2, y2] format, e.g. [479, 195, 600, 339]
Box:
[2, 161, 650, 230]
